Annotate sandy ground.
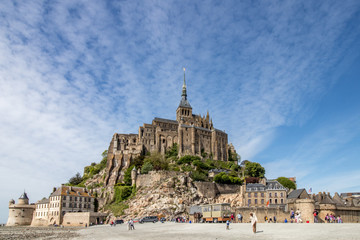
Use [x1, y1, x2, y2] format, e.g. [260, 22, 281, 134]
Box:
[72, 222, 360, 240]
[0, 226, 80, 239]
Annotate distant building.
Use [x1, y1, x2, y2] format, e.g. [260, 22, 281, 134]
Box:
[47, 185, 95, 225]
[240, 178, 287, 207]
[6, 192, 35, 226]
[7, 186, 99, 227]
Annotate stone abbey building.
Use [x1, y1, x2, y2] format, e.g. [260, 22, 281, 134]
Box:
[105, 71, 232, 186]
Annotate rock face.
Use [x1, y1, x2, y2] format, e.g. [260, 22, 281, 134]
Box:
[122, 171, 241, 219]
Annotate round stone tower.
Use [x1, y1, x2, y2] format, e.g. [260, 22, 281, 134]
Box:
[6, 192, 35, 226]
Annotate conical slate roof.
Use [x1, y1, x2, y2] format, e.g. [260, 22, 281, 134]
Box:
[19, 192, 29, 199]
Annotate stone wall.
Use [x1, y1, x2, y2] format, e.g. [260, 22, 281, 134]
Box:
[6, 204, 35, 226]
[136, 171, 185, 188]
[62, 212, 108, 227]
[194, 182, 239, 198]
[236, 207, 288, 223]
[336, 207, 360, 223]
[215, 183, 240, 195]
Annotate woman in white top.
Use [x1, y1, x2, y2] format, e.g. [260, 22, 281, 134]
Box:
[250, 213, 258, 233]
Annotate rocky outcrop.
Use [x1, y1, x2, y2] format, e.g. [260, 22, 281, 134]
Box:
[121, 171, 240, 219]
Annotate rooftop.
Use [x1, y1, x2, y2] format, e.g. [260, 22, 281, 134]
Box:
[50, 186, 93, 198]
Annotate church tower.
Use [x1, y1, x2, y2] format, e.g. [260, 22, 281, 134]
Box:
[176, 68, 192, 123]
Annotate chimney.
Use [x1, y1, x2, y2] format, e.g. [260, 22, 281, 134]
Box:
[52, 187, 56, 193]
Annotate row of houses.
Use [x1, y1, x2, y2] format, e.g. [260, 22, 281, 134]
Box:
[6, 185, 107, 227]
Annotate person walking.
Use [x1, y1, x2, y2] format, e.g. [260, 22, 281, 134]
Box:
[313, 209, 319, 223]
[237, 213, 241, 223]
[250, 213, 258, 234]
[226, 220, 230, 230]
[130, 219, 135, 230]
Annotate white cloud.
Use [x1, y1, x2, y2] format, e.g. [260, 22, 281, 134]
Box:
[0, 0, 359, 223]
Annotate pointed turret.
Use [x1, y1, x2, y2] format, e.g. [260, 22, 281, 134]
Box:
[177, 68, 192, 122]
[178, 68, 191, 108]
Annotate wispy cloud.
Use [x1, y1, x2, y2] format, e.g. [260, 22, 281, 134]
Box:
[0, 0, 360, 223]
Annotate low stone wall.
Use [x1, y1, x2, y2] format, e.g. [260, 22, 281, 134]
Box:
[31, 217, 48, 227]
[336, 207, 360, 223]
[215, 183, 240, 195]
[236, 207, 288, 223]
[62, 212, 108, 227]
[136, 171, 182, 188]
[195, 182, 239, 198]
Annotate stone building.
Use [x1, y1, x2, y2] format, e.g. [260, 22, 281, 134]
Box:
[7, 186, 96, 226]
[240, 179, 287, 208]
[105, 71, 233, 186]
[46, 185, 95, 225]
[6, 192, 35, 226]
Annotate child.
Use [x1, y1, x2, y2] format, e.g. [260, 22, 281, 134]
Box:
[226, 220, 230, 230]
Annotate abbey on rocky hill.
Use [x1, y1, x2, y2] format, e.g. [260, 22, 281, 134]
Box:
[105, 70, 233, 185]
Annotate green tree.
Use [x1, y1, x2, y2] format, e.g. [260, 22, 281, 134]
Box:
[133, 155, 145, 169]
[123, 165, 134, 185]
[141, 162, 153, 174]
[69, 172, 83, 186]
[276, 177, 296, 190]
[245, 162, 265, 178]
[177, 155, 200, 164]
[144, 152, 169, 171]
[214, 172, 242, 185]
[165, 143, 178, 158]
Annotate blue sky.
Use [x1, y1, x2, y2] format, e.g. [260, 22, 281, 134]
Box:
[0, 0, 360, 223]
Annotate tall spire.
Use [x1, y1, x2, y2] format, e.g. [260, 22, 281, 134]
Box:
[182, 67, 187, 99]
[178, 67, 191, 109]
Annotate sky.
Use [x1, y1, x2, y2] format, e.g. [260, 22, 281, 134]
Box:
[0, 0, 360, 223]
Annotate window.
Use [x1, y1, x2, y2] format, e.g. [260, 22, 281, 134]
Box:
[248, 193, 251, 197]
[80, 197, 82, 202]
[281, 193, 283, 197]
[275, 193, 278, 197]
[255, 199, 258, 204]
[248, 199, 251, 205]
[254, 193, 258, 197]
[79, 204, 82, 208]
[269, 193, 272, 197]
[69, 203, 72, 208]
[75, 197, 77, 201]
[275, 199, 278, 204]
[63, 203, 66, 207]
[270, 199, 272, 204]
[62, 196, 66, 200]
[261, 193, 264, 197]
[281, 199, 284, 204]
[261, 199, 264, 204]
[70, 196, 72, 201]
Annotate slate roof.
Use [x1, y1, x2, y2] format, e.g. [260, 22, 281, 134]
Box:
[266, 180, 286, 190]
[287, 189, 306, 199]
[19, 192, 29, 199]
[246, 183, 266, 191]
[37, 198, 49, 204]
[50, 186, 93, 198]
[153, 118, 178, 124]
[178, 97, 192, 108]
[320, 195, 336, 205]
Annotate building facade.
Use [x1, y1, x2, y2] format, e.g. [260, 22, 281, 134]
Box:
[240, 179, 287, 208]
[47, 185, 95, 225]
